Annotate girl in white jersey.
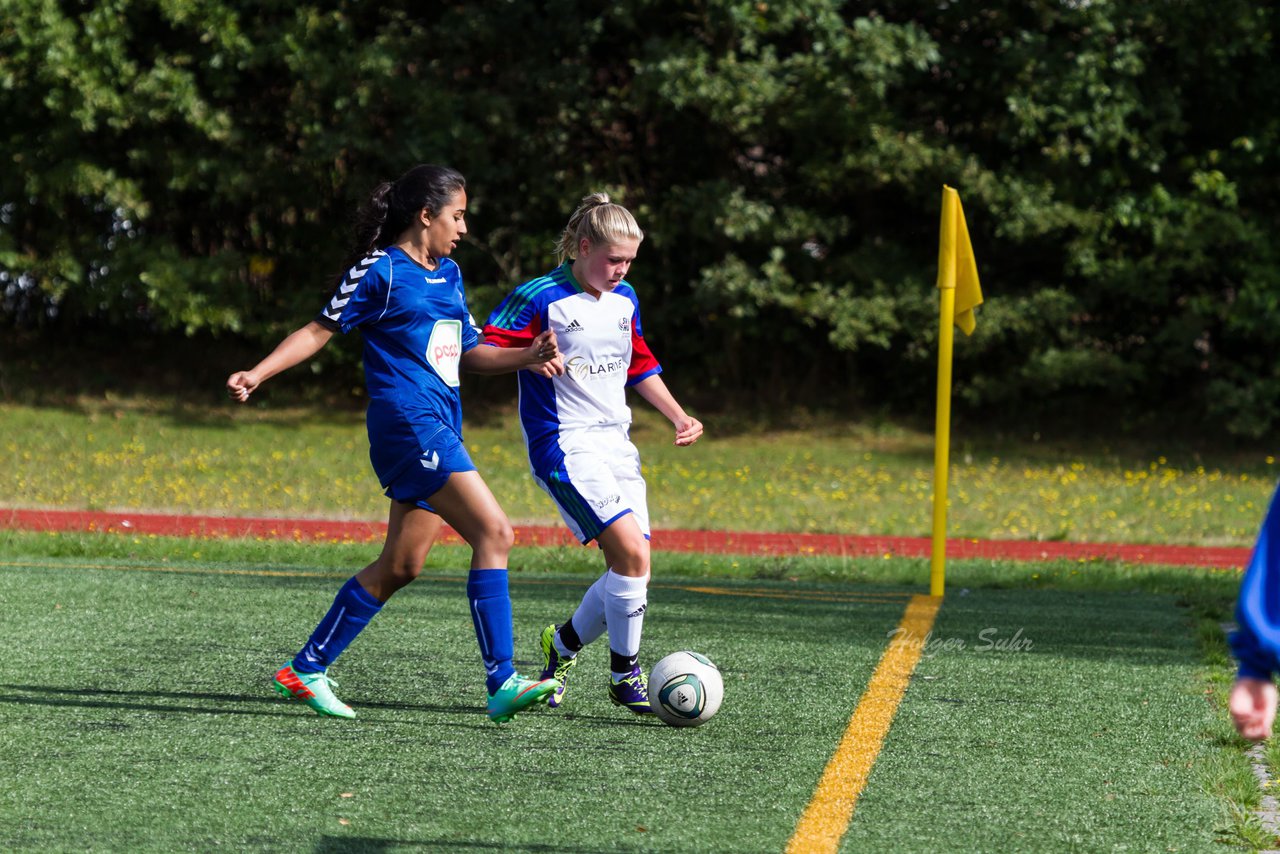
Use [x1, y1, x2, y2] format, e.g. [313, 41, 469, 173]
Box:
[226, 164, 563, 723]
[483, 193, 703, 714]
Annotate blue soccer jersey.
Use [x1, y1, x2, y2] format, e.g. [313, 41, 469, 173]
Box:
[1231, 483, 1280, 680]
[483, 262, 661, 461]
[315, 246, 481, 487]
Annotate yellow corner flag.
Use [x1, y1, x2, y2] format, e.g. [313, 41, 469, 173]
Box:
[937, 185, 983, 334]
[931, 185, 983, 597]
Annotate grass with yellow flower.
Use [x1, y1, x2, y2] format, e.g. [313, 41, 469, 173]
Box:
[3, 399, 1273, 546]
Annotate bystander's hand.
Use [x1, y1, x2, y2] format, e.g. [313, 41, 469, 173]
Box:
[1230, 676, 1278, 740]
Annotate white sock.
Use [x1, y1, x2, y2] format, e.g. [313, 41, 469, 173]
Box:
[559, 571, 610, 656]
[604, 570, 649, 680]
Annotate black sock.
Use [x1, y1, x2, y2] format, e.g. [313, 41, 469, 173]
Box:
[610, 649, 638, 675]
[559, 617, 584, 653]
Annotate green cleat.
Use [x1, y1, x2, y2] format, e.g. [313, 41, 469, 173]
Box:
[538, 623, 579, 709]
[273, 661, 356, 719]
[487, 672, 559, 723]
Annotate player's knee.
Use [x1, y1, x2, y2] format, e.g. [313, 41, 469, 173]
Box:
[611, 539, 650, 576]
[386, 554, 424, 586]
[376, 538, 428, 581]
[472, 515, 514, 555]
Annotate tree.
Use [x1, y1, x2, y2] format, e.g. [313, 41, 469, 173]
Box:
[3, 0, 1278, 434]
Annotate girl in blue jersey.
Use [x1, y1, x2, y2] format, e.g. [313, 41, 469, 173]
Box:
[226, 164, 562, 723]
[483, 193, 703, 715]
[1230, 482, 1280, 739]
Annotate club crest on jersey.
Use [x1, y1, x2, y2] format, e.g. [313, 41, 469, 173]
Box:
[425, 319, 463, 387]
[618, 316, 630, 333]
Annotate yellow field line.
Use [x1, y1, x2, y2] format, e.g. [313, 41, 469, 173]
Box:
[0, 560, 342, 579]
[786, 593, 942, 853]
[674, 585, 910, 600]
[670, 586, 909, 605]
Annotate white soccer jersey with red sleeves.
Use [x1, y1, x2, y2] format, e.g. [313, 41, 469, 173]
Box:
[483, 262, 661, 458]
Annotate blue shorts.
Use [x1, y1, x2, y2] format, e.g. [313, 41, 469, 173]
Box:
[382, 426, 477, 513]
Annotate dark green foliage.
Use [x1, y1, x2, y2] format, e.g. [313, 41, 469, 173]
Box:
[3, 1, 1278, 432]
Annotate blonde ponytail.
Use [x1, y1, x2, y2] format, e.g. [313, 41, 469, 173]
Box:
[554, 192, 645, 264]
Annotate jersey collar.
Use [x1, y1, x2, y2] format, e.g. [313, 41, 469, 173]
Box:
[558, 261, 586, 294]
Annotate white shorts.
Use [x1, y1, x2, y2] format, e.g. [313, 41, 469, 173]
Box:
[532, 426, 650, 545]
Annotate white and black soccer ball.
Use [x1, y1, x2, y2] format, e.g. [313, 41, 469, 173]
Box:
[648, 651, 723, 727]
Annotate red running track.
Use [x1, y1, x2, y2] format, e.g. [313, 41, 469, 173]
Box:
[0, 507, 1250, 570]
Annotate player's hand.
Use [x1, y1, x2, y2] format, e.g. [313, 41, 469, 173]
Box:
[673, 416, 703, 446]
[527, 330, 563, 375]
[531, 355, 564, 378]
[1230, 676, 1278, 740]
[226, 371, 260, 403]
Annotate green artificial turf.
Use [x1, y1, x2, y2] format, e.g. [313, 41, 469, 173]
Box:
[841, 587, 1224, 852]
[0, 535, 1233, 852]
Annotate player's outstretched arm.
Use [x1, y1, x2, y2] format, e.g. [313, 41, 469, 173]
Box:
[464, 329, 563, 376]
[633, 375, 702, 446]
[226, 320, 334, 403]
[1230, 676, 1278, 741]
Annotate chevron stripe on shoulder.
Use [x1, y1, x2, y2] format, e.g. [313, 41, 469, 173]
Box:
[322, 250, 386, 321]
[343, 250, 386, 288]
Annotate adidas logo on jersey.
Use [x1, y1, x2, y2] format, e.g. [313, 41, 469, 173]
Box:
[562, 318, 585, 333]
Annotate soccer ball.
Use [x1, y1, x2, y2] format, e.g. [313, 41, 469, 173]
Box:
[648, 651, 723, 727]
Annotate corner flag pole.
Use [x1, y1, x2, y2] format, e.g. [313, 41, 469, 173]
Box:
[931, 189, 959, 598]
[931, 185, 983, 597]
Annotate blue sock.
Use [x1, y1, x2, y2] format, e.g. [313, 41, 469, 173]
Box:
[467, 569, 516, 694]
[293, 577, 383, 674]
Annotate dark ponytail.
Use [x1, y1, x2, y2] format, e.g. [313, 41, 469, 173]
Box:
[333, 164, 466, 284]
